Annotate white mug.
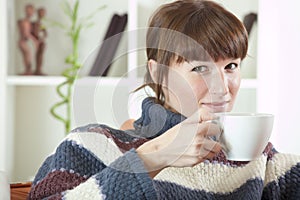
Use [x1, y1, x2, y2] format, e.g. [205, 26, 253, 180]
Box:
[216, 113, 274, 161]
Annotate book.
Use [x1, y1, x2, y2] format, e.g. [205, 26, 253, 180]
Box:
[89, 13, 128, 76]
[243, 13, 257, 36]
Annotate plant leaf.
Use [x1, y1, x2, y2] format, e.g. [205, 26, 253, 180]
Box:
[83, 22, 95, 29]
[72, 0, 80, 24]
[61, 0, 73, 19]
[45, 18, 68, 30]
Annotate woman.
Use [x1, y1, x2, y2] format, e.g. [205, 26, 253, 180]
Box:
[29, 1, 300, 199]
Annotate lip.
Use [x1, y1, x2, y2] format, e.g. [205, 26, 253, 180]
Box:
[201, 101, 230, 111]
[202, 101, 229, 106]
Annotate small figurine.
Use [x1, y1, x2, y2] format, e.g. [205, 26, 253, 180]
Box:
[17, 4, 38, 75]
[31, 7, 47, 75]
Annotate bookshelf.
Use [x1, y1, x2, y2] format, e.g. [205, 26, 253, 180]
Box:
[6, 76, 65, 86]
[1, 0, 260, 182]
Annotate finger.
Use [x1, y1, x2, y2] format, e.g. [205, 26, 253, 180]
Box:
[185, 108, 217, 124]
[175, 122, 221, 144]
[199, 148, 218, 160]
[192, 139, 221, 159]
[202, 139, 222, 153]
[197, 122, 222, 137]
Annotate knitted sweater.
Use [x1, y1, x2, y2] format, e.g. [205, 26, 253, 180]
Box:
[28, 98, 300, 199]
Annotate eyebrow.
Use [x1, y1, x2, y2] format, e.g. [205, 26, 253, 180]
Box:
[187, 61, 215, 67]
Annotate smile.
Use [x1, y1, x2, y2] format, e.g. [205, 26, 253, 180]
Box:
[201, 101, 230, 112]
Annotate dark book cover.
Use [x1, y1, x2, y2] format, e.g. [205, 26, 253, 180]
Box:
[89, 13, 128, 76]
[243, 13, 257, 36]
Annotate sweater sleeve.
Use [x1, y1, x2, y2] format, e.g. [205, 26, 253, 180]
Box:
[63, 149, 157, 200]
[28, 131, 157, 200]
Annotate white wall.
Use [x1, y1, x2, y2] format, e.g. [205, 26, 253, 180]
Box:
[0, 0, 8, 172]
[0, 0, 14, 180]
[258, 0, 300, 154]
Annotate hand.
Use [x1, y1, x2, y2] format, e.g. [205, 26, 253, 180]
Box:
[136, 108, 222, 177]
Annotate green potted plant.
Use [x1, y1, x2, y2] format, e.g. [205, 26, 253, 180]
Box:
[50, 0, 106, 134]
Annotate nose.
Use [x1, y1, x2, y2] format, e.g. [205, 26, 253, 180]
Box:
[207, 69, 228, 95]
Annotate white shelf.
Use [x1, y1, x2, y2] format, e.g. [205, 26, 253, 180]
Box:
[75, 76, 135, 86]
[6, 76, 140, 86]
[6, 76, 66, 86]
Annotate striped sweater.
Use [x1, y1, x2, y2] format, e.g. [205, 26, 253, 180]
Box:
[28, 98, 300, 199]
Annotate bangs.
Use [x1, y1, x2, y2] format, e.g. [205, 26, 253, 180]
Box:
[175, 2, 248, 63]
[150, 28, 213, 64]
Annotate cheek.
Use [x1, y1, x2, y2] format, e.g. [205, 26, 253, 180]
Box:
[173, 75, 208, 101]
[166, 74, 208, 116]
[191, 79, 208, 100]
[179, 78, 208, 114]
[229, 74, 241, 99]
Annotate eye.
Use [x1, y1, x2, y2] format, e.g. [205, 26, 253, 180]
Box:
[192, 65, 209, 73]
[225, 63, 239, 71]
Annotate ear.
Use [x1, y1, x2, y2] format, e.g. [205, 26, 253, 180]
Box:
[148, 59, 158, 83]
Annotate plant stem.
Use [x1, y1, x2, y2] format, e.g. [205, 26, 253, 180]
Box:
[66, 81, 72, 133]
[50, 0, 105, 135]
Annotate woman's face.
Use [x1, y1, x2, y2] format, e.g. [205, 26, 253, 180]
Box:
[163, 58, 241, 116]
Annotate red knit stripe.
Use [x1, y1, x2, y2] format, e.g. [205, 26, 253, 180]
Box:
[29, 170, 87, 200]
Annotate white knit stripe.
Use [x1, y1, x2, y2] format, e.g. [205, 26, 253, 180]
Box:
[66, 132, 123, 166]
[63, 177, 105, 200]
[155, 155, 268, 193]
[264, 153, 300, 186]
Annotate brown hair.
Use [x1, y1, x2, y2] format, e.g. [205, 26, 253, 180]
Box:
[139, 0, 248, 106]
